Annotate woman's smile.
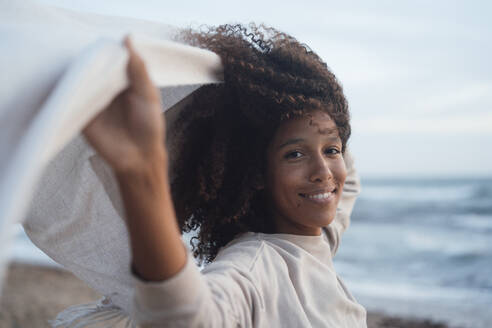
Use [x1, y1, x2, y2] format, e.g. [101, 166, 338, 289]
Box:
[299, 189, 337, 204]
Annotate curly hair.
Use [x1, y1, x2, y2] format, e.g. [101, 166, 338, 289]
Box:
[168, 24, 350, 264]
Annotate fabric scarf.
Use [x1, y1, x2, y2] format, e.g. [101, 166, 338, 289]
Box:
[0, 1, 223, 325]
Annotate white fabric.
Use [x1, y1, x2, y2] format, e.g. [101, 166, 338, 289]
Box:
[132, 154, 366, 327]
[0, 0, 223, 315]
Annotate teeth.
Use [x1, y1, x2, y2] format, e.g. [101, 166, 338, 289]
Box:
[306, 192, 331, 199]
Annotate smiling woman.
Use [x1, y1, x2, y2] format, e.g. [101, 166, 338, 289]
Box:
[170, 24, 352, 265]
[83, 24, 366, 327]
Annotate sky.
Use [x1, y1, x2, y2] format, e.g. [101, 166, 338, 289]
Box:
[39, 0, 492, 177]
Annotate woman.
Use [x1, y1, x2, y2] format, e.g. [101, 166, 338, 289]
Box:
[84, 24, 366, 327]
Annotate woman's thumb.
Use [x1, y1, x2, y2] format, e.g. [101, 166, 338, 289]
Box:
[124, 36, 156, 98]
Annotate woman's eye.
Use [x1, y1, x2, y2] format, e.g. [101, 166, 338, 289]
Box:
[324, 147, 340, 155]
[284, 151, 303, 159]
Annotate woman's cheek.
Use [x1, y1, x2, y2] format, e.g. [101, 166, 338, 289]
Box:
[334, 157, 347, 185]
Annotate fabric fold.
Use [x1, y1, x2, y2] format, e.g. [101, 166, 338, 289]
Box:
[0, 1, 223, 324]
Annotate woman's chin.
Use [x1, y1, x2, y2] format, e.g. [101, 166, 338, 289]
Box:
[306, 211, 337, 228]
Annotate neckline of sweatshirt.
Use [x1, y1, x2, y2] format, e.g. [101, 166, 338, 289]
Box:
[226, 228, 333, 266]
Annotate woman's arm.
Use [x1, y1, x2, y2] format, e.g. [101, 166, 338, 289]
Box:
[115, 153, 186, 281]
[83, 37, 186, 281]
[324, 149, 361, 256]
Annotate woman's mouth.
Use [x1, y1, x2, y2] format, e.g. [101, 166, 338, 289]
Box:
[299, 189, 336, 203]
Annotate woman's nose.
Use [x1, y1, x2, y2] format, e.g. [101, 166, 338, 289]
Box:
[308, 155, 333, 183]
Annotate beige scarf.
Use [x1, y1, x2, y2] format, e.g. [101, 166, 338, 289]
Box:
[0, 1, 222, 326]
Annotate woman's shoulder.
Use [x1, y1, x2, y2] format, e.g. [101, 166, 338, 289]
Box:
[203, 232, 294, 275]
[205, 231, 327, 274]
[205, 233, 266, 272]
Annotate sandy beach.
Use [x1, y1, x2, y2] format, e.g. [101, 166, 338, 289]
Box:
[0, 262, 452, 328]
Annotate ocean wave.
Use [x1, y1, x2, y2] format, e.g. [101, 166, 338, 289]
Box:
[402, 229, 490, 256]
[346, 280, 480, 301]
[359, 179, 492, 203]
[360, 185, 475, 202]
[449, 214, 492, 232]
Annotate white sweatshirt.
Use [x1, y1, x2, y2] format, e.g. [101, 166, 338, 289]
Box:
[131, 152, 367, 327]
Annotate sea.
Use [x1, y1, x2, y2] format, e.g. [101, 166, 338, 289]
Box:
[7, 177, 492, 328]
[334, 177, 492, 328]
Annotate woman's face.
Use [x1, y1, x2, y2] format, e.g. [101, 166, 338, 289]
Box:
[266, 110, 347, 236]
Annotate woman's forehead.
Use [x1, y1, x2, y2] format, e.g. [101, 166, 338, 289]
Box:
[276, 111, 338, 139]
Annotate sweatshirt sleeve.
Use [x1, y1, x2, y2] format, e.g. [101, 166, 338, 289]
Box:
[131, 249, 260, 327]
[324, 149, 361, 256]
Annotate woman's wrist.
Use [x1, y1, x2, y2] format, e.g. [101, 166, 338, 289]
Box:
[113, 146, 169, 179]
[113, 145, 186, 280]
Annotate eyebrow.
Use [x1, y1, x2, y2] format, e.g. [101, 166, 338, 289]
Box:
[276, 135, 341, 150]
[277, 138, 304, 150]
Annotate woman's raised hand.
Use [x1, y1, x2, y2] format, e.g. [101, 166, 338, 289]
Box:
[84, 37, 186, 281]
[83, 36, 166, 174]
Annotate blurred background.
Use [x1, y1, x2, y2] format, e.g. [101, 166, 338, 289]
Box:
[5, 0, 492, 327]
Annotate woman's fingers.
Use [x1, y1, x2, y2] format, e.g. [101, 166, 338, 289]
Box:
[124, 37, 148, 86]
[124, 36, 159, 102]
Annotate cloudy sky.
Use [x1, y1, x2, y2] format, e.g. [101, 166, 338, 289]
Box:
[39, 0, 492, 177]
